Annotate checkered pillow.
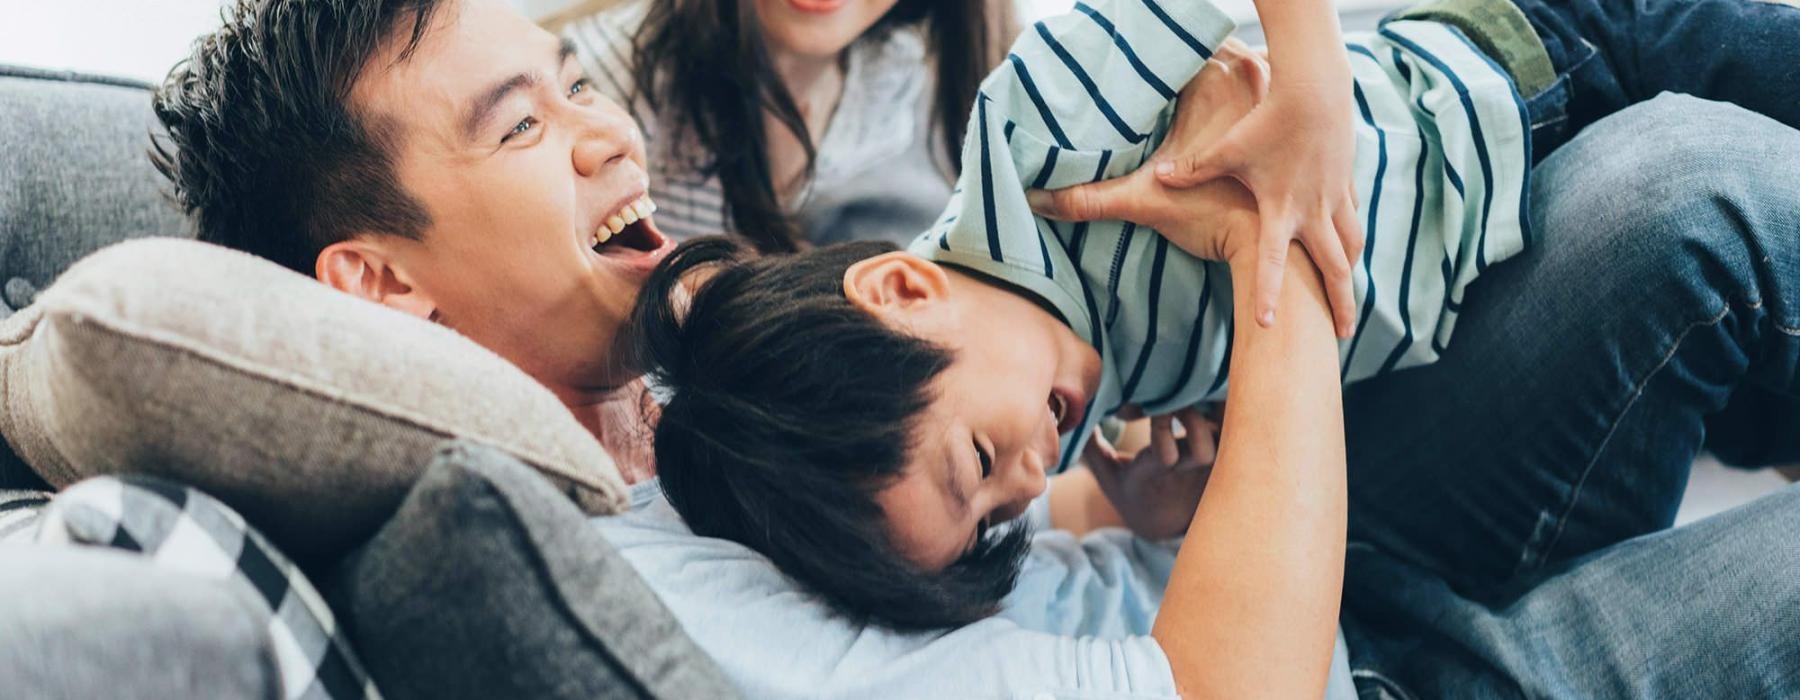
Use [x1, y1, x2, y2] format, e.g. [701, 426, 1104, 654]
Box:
[34, 476, 381, 700]
[0, 489, 49, 543]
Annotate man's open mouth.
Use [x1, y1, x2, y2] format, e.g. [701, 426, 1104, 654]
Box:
[589, 194, 667, 257]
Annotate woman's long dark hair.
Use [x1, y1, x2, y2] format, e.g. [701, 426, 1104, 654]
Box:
[633, 0, 990, 253]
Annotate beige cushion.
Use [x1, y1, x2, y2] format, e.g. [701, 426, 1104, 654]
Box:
[0, 238, 627, 560]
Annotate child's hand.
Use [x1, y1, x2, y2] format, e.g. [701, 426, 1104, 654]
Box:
[1156, 37, 1363, 338]
[1082, 406, 1218, 541]
[1028, 39, 1268, 264]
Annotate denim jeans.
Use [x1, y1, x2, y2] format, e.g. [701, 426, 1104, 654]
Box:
[1338, 93, 1800, 697]
[1508, 0, 1800, 159]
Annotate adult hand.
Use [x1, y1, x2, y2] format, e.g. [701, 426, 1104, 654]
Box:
[1029, 38, 1364, 337]
[1082, 406, 1219, 541]
[1027, 39, 1268, 265]
[1159, 31, 1363, 338]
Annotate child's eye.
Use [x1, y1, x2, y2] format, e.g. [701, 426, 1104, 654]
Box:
[502, 116, 537, 143]
[569, 77, 591, 97]
[975, 440, 993, 478]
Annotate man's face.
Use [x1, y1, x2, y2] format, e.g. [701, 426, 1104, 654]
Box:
[350, 0, 671, 397]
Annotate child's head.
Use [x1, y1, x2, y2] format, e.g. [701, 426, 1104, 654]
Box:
[632, 236, 1100, 629]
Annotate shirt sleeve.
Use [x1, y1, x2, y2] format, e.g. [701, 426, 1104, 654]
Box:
[910, 0, 1237, 344]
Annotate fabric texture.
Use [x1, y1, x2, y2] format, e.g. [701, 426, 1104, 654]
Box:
[35, 475, 378, 699]
[0, 544, 281, 699]
[0, 64, 193, 311]
[1391, 0, 1555, 95]
[1505, 0, 1800, 158]
[0, 488, 49, 543]
[562, 1, 956, 246]
[1335, 95, 1800, 696]
[329, 440, 736, 700]
[0, 237, 628, 561]
[0, 63, 194, 489]
[597, 479, 1358, 700]
[910, 0, 1532, 473]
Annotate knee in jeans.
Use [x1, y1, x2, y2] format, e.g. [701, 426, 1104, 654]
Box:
[1532, 94, 1800, 276]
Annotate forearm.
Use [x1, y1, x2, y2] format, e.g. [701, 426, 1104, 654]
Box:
[1249, 0, 1353, 90]
[1048, 468, 1127, 536]
[1151, 243, 1347, 698]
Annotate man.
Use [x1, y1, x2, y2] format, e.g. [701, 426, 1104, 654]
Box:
[152, 0, 669, 479]
[153, 0, 1800, 697]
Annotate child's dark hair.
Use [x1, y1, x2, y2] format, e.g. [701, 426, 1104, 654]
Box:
[632, 237, 1030, 630]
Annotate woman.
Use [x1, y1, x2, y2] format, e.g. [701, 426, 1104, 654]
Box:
[562, 0, 1018, 249]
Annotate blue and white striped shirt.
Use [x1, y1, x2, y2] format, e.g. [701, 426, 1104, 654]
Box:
[909, 0, 1532, 470]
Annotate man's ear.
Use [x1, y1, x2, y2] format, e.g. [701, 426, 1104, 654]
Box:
[315, 238, 437, 320]
[842, 252, 951, 323]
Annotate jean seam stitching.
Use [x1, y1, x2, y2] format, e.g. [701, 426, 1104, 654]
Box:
[1351, 669, 1417, 700]
[1534, 300, 1735, 567]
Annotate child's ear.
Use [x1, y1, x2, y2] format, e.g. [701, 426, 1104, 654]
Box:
[316, 237, 439, 321]
[843, 252, 951, 321]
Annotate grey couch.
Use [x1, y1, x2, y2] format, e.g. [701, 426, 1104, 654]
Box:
[0, 65, 191, 491]
[0, 63, 734, 699]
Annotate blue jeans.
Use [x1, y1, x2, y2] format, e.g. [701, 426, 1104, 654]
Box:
[1508, 0, 1800, 159]
[1339, 94, 1800, 697]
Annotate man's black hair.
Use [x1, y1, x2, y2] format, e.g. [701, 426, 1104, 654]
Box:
[151, 0, 445, 273]
[633, 237, 1031, 630]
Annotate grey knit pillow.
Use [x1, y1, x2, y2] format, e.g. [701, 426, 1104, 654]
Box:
[0, 238, 628, 560]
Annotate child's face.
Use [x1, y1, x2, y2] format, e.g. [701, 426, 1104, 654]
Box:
[843, 253, 1101, 571]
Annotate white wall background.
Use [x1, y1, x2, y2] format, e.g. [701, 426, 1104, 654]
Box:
[0, 0, 1289, 83]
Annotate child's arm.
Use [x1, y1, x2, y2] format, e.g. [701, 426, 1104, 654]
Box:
[1158, 241, 1346, 699]
[1157, 0, 1363, 340]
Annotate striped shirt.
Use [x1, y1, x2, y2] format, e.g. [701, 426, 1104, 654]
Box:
[562, 2, 955, 245]
[910, 0, 1531, 471]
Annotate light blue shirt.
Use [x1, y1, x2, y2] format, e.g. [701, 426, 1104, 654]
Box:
[911, 0, 1531, 471]
[596, 480, 1356, 699]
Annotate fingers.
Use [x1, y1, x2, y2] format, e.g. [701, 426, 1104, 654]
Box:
[1027, 173, 1138, 223]
[1083, 428, 1123, 474]
[1334, 196, 1366, 267]
[1324, 201, 1360, 334]
[1175, 407, 1218, 470]
[1251, 211, 1292, 328]
[1150, 414, 1180, 467]
[1302, 213, 1358, 339]
[1155, 141, 1237, 189]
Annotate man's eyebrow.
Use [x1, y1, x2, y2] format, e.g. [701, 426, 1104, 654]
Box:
[459, 40, 581, 142]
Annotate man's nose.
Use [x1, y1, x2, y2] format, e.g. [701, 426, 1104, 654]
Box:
[570, 113, 639, 177]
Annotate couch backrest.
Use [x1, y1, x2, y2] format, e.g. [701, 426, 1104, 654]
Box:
[0, 64, 194, 314]
[0, 63, 192, 489]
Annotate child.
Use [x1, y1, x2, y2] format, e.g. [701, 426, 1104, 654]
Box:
[632, 0, 1800, 630]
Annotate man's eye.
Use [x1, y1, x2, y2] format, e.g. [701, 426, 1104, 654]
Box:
[502, 116, 537, 143]
[975, 441, 993, 478]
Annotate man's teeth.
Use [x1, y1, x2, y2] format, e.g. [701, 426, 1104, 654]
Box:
[591, 195, 658, 247]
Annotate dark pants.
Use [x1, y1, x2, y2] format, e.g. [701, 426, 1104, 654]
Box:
[1513, 0, 1800, 158]
[1339, 94, 1800, 698]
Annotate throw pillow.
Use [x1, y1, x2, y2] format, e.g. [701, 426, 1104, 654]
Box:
[0, 238, 627, 560]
